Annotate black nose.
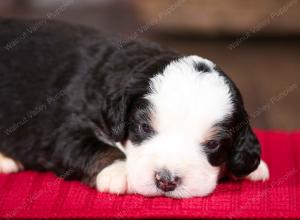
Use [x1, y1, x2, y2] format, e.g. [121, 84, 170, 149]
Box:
[154, 169, 181, 192]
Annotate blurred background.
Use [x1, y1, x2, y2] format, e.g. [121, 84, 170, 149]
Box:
[0, 0, 299, 130]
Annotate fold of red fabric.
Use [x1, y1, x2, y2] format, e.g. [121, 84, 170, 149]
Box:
[0, 130, 299, 219]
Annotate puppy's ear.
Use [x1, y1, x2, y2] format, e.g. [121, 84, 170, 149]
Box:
[227, 124, 261, 177]
[102, 91, 133, 142]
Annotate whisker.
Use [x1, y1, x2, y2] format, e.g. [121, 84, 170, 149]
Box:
[180, 185, 193, 198]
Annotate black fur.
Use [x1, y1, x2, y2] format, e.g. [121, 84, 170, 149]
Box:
[0, 19, 179, 185]
[0, 19, 260, 189]
[205, 66, 261, 177]
[194, 62, 211, 73]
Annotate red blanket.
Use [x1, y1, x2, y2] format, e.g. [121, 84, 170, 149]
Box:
[0, 130, 299, 219]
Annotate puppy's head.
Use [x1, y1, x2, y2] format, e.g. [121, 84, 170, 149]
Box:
[107, 55, 260, 198]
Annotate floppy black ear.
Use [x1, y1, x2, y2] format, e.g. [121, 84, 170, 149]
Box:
[100, 79, 146, 143]
[101, 90, 133, 142]
[227, 124, 261, 177]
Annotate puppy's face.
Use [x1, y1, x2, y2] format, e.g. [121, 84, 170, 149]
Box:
[120, 56, 260, 198]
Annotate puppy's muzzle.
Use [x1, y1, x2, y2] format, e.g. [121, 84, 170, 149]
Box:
[154, 169, 181, 192]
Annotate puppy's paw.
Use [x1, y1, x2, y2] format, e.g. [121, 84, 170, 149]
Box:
[0, 153, 22, 174]
[247, 160, 270, 181]
[96, 160, 127, 194]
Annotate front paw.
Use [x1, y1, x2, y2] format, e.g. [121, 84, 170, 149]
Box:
[96, 160, 127, 194]
[0, 153, 22, 174]
[247, 160, 270, 181]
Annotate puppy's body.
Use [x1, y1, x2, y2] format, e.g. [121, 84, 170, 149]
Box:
[0, 19, 173, 183]
[0, 19, 268, 198]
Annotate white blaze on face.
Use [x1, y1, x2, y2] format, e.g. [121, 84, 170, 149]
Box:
[126, 55, 234, 198]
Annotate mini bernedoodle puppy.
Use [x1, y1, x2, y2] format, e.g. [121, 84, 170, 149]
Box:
[0, 19, 269, 198]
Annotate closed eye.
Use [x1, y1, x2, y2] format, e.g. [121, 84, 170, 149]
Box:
[203, 140, 220, 151]
[139, 122, 154, 135]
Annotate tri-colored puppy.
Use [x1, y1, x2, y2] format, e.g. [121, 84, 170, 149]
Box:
[0, 19, 269, 198]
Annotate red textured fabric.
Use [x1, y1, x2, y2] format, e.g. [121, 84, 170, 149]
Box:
[0, 130, 299, 219]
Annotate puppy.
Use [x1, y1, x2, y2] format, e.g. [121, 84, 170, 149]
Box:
[0, 19, 269, 198]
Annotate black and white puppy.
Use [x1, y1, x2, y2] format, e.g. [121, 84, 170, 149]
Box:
[0, 19, 269, 198]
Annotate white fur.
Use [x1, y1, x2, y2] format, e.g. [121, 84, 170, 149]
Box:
[125, 56, 234, 198]
[0, 153, 22, 174]
[247, 160, 270, 181]
[96, 160, 127, 194]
